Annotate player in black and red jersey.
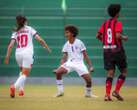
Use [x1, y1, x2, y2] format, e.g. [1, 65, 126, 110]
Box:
[96, 4, 128, 101]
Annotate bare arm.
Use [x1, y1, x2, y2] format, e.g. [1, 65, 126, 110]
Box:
[53, 52, 68, 73]
[96, 32, 103, 41]
[4, 39, 16, 64]
[35, 34, 51, 53]
[60, 52, 68, 65]
[116, 32, 128, 41]
[82, 50, 94, 72]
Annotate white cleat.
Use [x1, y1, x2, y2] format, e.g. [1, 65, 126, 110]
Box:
[85, 94, 99, 98]
[54, 92, 64, 97]
[91, 94, 99, 98]
[85, 94, 91, 98]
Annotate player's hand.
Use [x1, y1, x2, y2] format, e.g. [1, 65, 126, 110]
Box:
[53, 69, 57, 73]
[4, 57, 9, 64]
[47, 48, 52, 53]
[44, 46, 52, 53]
[88, 66, 94, 73]
[122, 36, 128, 41]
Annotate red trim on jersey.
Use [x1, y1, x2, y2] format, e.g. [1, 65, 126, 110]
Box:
[33, 32, 38, 37]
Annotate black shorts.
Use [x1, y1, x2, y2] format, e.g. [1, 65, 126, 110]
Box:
[103, 49, 127, 72]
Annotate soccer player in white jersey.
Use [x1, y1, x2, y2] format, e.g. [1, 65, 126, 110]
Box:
[54, 25, 96, 97]
[4, 15, 51, 98]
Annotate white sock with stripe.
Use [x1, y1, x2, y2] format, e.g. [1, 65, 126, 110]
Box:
[56, 80, 64, 93]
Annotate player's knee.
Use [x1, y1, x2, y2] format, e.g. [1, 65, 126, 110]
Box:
[107, 69, 114, 77]
[120, 68, 127, 76]
[55, 70, 63, 76]
[54, 67, 67, 75]
[55, 70, 64, 80]
[106, 77, 113, 84]
[22, 68, 30, 76]
[55, 71, 60, 76]
[107, 74, 113, 78]
[82, 74, 92, 87]
[86, 79, 92, 87]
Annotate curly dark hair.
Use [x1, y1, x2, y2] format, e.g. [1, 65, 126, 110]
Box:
[107, 4, 121, 17]
[16, 15, 27, 31]
[65, 25, 79, 37]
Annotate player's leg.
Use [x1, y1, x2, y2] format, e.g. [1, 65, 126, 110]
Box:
[18, 67, 24, 95]
[81, 74, 92, 97]
[113, 52, 127, 101]
[114, 68, 127, 94]
[14, 68, 31, 96]
[54, 66, 68, 97]
[19, 67, 23, 76]
[75, 63, 97, 98]
[105, 69, 115, 101]
[103, 52, 115, 101]
[18, 54, 33, 96]
[10, 54, 23, 98]
[10, 71, 26, 98]
[18, 68, 31, 96]
[10, 54, 33, 98]
[112, 69, 127, 101]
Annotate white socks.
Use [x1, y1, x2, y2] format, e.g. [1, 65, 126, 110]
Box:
[56, 80, 64, 93]
[14, 74, 26, 89]
[56, 80, 91, 95]
[85, 87, 91, 96]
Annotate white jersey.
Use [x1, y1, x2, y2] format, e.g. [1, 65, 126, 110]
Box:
[62, 38, 86, 62]
[11, 25, 37, 55]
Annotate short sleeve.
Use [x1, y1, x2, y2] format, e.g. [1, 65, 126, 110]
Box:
[98, 22, 105, 34]
[62, 42, 68, 53]
[11, 32, 17, 39]
[30, 27, 37, 36]
[80, 41, 86, 51]
[115, 21, 122, 33]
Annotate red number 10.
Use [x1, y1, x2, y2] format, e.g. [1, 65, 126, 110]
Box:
[17, 34, 28, 48]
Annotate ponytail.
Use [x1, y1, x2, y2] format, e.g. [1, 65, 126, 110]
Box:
[15, 15, 27, 31]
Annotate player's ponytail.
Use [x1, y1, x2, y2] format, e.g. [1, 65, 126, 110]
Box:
[15, 15, 27, 31]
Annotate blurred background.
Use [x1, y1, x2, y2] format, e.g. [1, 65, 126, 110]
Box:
[0, 0, 137, 84]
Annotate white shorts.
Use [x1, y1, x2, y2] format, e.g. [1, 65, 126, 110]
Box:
[15, 52, 34, 68]
[61, 60, 89, 76]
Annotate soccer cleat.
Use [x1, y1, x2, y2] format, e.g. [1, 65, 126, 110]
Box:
[85, 91, 91, 98]
[85, 93, 98, 98]
[85, 94, 91, 98]
[55, 91, 64, 97]
[19, 88, 24, 96]
[10, 85, 15, 98]
[112, 91, 124, 101]
[91, 94, 99, 98]
[104, 95, 112, 101]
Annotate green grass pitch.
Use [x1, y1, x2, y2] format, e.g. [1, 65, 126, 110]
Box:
[0, 85, 137, 110]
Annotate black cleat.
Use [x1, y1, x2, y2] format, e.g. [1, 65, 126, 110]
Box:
[112, 91, 124, 101]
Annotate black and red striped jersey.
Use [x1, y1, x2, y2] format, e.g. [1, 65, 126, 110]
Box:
[98, 18, 124, 50]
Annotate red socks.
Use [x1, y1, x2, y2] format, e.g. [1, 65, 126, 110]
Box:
[115, 75, 126, 93]
[106, 75, 126, 96]
[106, 77, 113, 96]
